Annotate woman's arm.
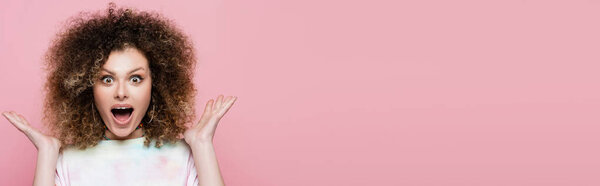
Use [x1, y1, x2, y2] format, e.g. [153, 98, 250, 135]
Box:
[3, 111, 61, 186]
[190, 142, 225, 186]
[35, 147, 60, 186]
[184, 95, 237, 186]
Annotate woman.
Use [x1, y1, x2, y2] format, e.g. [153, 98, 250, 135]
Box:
[2, 3, 236, 186]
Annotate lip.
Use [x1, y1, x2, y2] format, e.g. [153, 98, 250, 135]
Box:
[111, 104, 133, 109]
[111, 103, 134, 126]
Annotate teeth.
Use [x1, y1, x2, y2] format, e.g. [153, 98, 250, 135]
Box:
[113, 107, 132, 109]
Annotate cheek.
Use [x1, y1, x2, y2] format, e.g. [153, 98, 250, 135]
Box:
[141, 80, 152, 101]
[132, 85, 152, 115]
[93, 86, 112, 111]
[131, 84, 152, 103]
[142, 85, 152, 102]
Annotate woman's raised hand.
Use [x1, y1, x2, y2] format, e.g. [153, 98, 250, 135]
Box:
[184, 95, 237, 146]
[2, 111, 61, 152]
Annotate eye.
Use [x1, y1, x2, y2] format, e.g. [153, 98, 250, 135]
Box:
[101, 76, 114, 84]
[130, 75, 143, 84]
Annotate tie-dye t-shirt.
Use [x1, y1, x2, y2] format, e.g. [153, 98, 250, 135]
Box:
[54, 137, 199, 186]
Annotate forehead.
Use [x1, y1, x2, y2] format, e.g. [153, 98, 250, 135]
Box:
[102, 47, 149, 72]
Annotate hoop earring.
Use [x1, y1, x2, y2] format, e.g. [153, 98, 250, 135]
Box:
[145, 104, 156, 124]
[92, 102, 107, 129]
[91, 102, 97, 124]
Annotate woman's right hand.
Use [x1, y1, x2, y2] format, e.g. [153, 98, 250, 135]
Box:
[3, 111, 61, 152]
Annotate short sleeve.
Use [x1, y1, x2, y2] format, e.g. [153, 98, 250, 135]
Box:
[186, 152, 200, 186]
[55, 152, 67, 186]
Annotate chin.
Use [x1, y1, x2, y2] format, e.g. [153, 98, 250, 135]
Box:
[111, 128, 134, 137]
[105, 119, 141, 139]
[114, 119, 141, 133]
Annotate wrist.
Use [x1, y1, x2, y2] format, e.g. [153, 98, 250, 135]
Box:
[185, 136, 212, 145]
[190, 140, 214, 150]
[37, 145, 60, 155]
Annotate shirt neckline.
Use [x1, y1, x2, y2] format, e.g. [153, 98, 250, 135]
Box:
[99, 136, 146, 146]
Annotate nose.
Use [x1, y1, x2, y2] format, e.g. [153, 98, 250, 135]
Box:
[115, 80, 128, 100]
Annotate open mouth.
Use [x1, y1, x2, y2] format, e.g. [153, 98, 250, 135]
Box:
[111, 108, 134, 122]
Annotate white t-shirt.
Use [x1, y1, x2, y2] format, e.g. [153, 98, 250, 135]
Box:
[55, 137, 199, 186]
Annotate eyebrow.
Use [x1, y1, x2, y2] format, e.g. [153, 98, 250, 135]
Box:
[101, 67, 145, 75]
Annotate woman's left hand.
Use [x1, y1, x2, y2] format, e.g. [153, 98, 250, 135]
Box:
[184, 95, 237, 146]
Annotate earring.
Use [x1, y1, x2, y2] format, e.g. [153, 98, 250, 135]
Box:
[145, 104, 156, 125]
[91, 102, 97, 124]
[92, 102, 108, 130]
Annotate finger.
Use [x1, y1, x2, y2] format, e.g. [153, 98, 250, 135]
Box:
[218, 96, 237, 116]
[10, 112, 34, 133]
[16, 113, 29, 125]
[3, 112, 29, 133]
[200, 99, 214, 118]
[207, 99, 214, 112]
[15, 113, 33, 128]
[216, 96, 234, 113]
[224, 96, 233, 105]
[215, 95, 224, 109]
[10, 111, 24, 123]
[217, 96, 231, 111]
[14, 112, 28, 125]
[8, 111, 20, 123]
[4, 113, 41, 145]
[223, 96, 236, 109]
[4, 112, 21, 127]
[195, 99, 214, 126]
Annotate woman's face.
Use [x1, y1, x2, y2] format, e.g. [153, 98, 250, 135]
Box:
[93, 47, 152, 139]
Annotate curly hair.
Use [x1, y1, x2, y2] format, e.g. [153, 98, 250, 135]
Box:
[43, 3, 197, 149]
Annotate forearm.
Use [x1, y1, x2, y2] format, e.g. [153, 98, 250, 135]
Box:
[33, 148, 59, 186]
[190, 142, 225, 186]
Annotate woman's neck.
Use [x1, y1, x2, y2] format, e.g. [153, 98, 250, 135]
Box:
[104, 128, 144, 140]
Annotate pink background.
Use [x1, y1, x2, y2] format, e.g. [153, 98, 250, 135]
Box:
[2, 0, 600, 185]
